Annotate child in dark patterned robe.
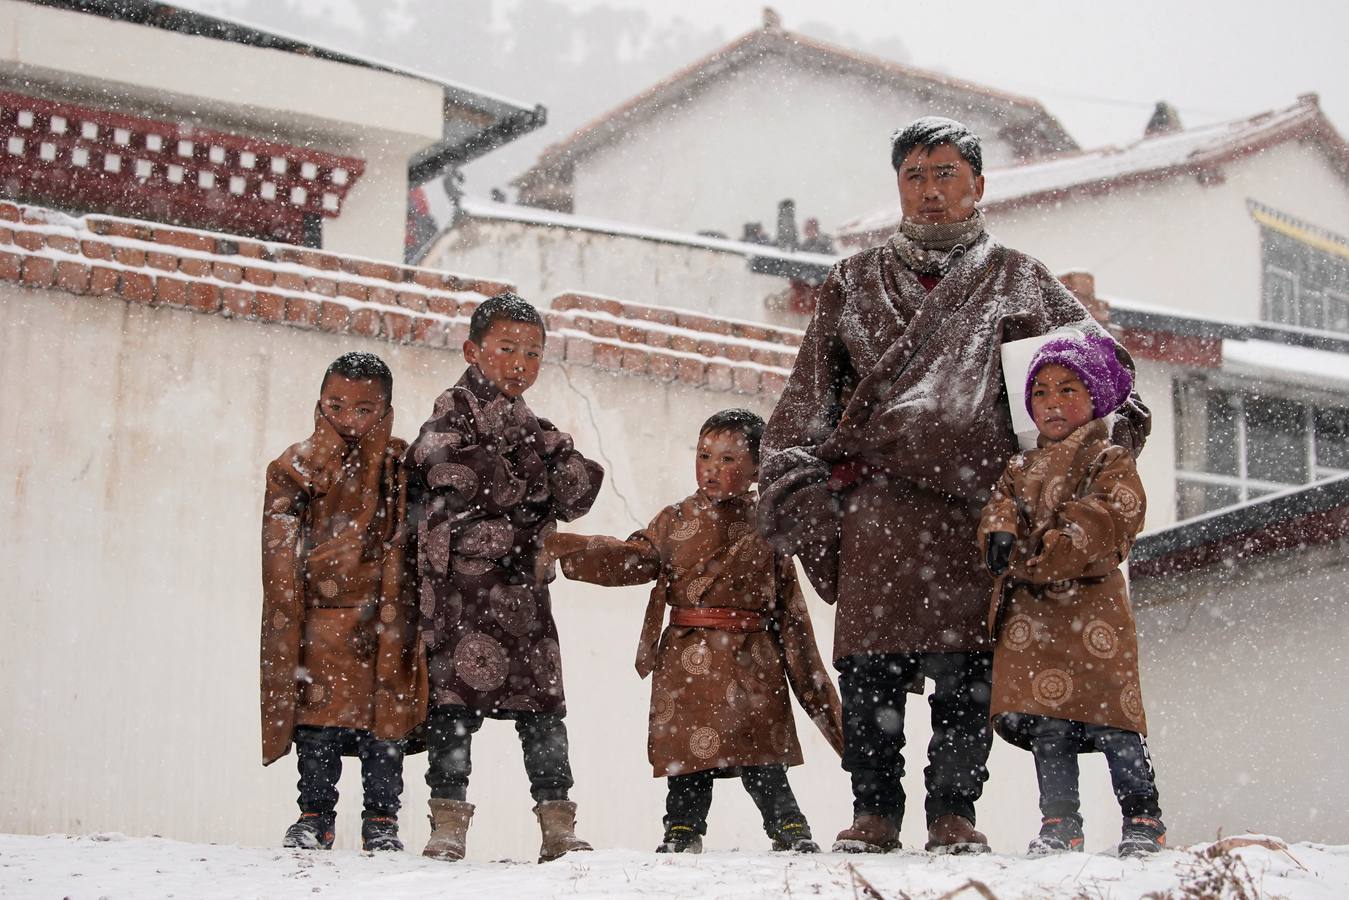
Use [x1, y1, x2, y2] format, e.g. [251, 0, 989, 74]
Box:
[406, 294, 603, 864]
[542, 410, 843, 854]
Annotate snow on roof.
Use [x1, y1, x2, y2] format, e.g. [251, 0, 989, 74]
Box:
[1223, 338, 1349, 389]
[841, 95, 1348, 238]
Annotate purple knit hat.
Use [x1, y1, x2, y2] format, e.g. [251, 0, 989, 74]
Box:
[1024, 331, 1133, 420]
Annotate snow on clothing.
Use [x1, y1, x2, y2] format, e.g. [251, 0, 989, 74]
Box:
[978, 418, 1150, 745]
[260, 408, 427, 766]
[758, 232, 1151, 658]
[407, 366, 603, 717]
[556, 491, 844, 778]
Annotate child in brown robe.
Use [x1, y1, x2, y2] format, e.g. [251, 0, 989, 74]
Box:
[979, 332, 1165, 857]
[261, 352, 427, 852]
[406, 294, 604, 864]
[542, 409, 844, 854]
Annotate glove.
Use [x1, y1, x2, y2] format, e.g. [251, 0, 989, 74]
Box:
[986, 532, 1015, 576]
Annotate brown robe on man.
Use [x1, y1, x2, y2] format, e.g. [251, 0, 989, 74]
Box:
[979, 419, 1150, 745]
[260, 407, 428, 765]
[556, 491, 844, 777]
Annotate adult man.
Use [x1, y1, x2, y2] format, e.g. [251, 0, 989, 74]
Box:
[757, 117, 1150, 854]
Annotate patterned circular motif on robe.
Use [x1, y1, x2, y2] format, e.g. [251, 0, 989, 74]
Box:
[1002, 614, 1036, 652]
[419, 578, 439, 618]
[414, 430, 464, 466]
[270, 496, 291, 513]
[689, 726, 721, 760]
[681, 643, 711, 676]
[1044, 580, 1077, 601]
[452, 555, 496, 577]
[425, 521, 454, 575]
[651, 690, 675, 725]
[316, 579, 339, 599]
[455, 518, 514, 559]
[750, 634, 780, 670]
[1043, 476, 1071, 509]
[1031, 668, 1074, 708]
[532, 638, 564, 691]
[770, 722, 792, 754]
[1064, 521, 1090, 551]
[434, 687, 466, 707]
[725, 680, 748, 709]
[1111, 482, 1143, 519]
[271, 610, 288, 630]
[1120, 684, 1144, 724]
[686, 577, 714, 603]
[727, 522, 751, 543]
[306, 683, 327, 703]
[550, 455, 591, 507]
[489, 584, 538, 637]
[668, 517, 700, 542]
[379, 603, 398, 624]
[498, 695, 542, 713]
[427, 463, 479, 501]
[1082, 619, 1119, 659]
[491, 460, 528, 507]
[453, 633, 509, 692]
[475, 398, 509, 435]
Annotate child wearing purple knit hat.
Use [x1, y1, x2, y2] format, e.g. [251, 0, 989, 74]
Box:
[979, 330, 1166, 858]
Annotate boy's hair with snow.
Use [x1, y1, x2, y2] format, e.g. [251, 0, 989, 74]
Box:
[890, 116, 983, 176]
[322, 351, 393, 403]
[700, 408, 765, 464]
[467, 292, 547, 345]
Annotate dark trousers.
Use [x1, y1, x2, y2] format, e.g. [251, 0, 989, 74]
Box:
[423, 704, 574, 803]
[1025, 715, 1162, 821]
[294, 725, 405, 818]
[665, 765, 806, 837]
[838, 651, 993, 827]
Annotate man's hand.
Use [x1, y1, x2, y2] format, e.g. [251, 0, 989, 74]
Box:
[986, 532, 1015, 576]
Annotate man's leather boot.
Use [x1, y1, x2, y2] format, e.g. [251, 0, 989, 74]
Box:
[422, 799, 474, 861]
[833, 813, 901, 853]
[925, 814, 990, 854]
[534, 799, 594, 863]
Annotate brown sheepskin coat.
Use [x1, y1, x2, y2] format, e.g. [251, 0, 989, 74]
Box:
[260, 407, 427, 765]
[406, 367, 603, 717]
[556, 491, 843, 777]
[978, 419, 1150, 747]
[759, 234, 1150, 660]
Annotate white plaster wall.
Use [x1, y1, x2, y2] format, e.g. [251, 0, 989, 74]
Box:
[570, 54, 1021, 236]
[428, 217, 812, 329]
[1133, 363, 1180, 532]
[0, 282, 1226, 857]
[1133, 539, 1349, 843]
[989, 143, 1349, 322]
[0, 0, 443, 262]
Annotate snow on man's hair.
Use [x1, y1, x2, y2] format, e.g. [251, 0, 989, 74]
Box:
[323, 351, 393, 401]
[890, 116, 983, 176]
[468, 291, 546, 345]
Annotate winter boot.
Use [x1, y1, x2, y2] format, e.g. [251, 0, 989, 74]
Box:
[655, 824, 704, 854]
[1118, 816, 1167, 857]
[833, 813, 901, 853]
[282, 812, 336, 850]
[533, 800, 594, 863]
[422, 799, 474, 862]
[360, 814, 403, 852]
[925, 814, 991, 854]
[769, 819, 820, 853]
[1027, 815, 1084, 856]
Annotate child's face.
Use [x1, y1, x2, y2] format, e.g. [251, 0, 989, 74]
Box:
[1030, 363, 1096, 441]
[463, 318, 545, 398]
[695, 429, 756, 501]
[319, 375, 389, 443]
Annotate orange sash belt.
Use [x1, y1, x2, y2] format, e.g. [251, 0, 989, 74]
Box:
[669, 607, 768, 633]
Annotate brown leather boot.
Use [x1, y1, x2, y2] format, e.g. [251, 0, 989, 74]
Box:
[533, 800, 594, 863]
[925, 814, 990, 854]
[832, 813, 901, 853]
[422, 798, 474, 861]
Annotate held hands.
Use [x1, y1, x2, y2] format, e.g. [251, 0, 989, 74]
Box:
[986, 531, 1015, 577]
[535, 532, 588, 583]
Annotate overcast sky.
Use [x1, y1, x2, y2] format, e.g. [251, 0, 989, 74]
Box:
[557, 0, 1348, 148]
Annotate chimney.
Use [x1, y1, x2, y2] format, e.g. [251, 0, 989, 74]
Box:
[1058, 270, 1111, 327]
[762, 7, 782, 31]
[776, 198, 798, 251]
[1144, 101, 1182, 137]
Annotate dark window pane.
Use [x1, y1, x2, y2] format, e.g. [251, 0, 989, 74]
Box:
[1205, 393, 1239, 477]
[1300, 290, 1324, 330]
[1315, 407, 1349, 470]
[1327, 295, 1349, 334]
[1245, 397, 1307, 484]
[1203, 483, 1241, 513]
[1265, 269, 1295, 325]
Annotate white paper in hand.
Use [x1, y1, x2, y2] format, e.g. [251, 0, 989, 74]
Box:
[1001, 328, 1081, 450]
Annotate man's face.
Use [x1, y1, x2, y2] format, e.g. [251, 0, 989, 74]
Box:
[319, 375, 389, 443]
[896, 143, 985, 226]
[1030, 363, 1096, 441]
[695, 429, 756, 502]
[464, 318, 545, 398]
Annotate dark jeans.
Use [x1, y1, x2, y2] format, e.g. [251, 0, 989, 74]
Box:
[837, 651, 993, 827]
[1025, 715, 1162, 821]
[665, 765, 806, 837]
[294, 725, 405, 818]
[423, 704, 574, 803]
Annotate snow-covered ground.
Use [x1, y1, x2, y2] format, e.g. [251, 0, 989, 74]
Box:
[2, 832, 1346, 899]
